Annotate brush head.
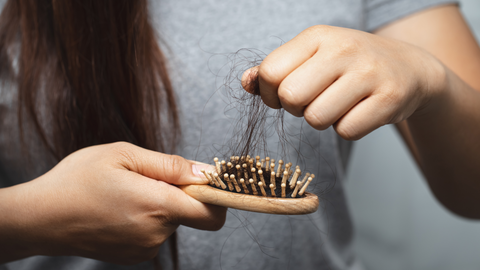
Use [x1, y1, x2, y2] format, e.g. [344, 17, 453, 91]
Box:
[181, 155, 319, 215]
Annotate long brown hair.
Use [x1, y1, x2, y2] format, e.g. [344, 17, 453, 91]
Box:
[0, 0, 179, 160]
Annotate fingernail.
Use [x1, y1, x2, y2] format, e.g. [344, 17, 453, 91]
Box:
[192, 163, 216, 183]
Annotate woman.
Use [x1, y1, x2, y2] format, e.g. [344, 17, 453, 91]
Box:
[1, 0, 480, 269]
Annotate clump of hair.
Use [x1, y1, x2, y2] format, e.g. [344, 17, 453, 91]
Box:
[219, 49, 286, 160]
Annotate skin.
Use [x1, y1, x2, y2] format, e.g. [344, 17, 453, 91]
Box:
[1, 2, 479, 266]
[243, 5, 480, 218]
[0, 142, 226, 264]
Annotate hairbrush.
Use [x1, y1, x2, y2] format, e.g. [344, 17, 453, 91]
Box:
[180, 155, 319, 215]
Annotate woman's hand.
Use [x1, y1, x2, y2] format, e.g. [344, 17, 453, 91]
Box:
[0, 142, 226, 264]
[242, 11, 480, 220]
[243, 25, 446, 140]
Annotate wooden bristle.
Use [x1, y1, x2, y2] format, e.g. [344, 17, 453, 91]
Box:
[281, 183, 286, 198]
[230, 174, 241, 192]
[299, 177, 313, 196]
[256, 162, 261, 170]
[265, 157, 270, 171]
[214, 172, 226, 189]
[289, 168, 301, 189]
[249, 178, 258, 195]
[240, 178, 249, 194]
[242, 163, 249, 180]
[285, 162, 291, 174]
[287, 165, 295, 178]
[261, 158, 265, 167]
[300, 173, 310, 187]
[276, 160, 284, 178]
[281, 170, 289, 185]
[224, 173, 233, 191]
[270, 171, 276, 188]
[227, 162, 233, 170]
[221, 160, 227, 172]
[209, 171, 220, 187]
[214, 157, 220, 173]
[291, 181, 301, 198]
[269, 183, 276, 197]
[270, 162, 275, 172]
[201, 169, 214, 186]
[258, 181, 267, 196]
[256, 155, 260, 164]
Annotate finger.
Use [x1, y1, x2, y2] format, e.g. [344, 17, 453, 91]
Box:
[111, 142, 215, 185]
[172, 187, 227, 231]
[333, 93, 395, 140]
[241, 66, 260, 94]
[257, 27, 322, 109]
[303, 74, 374, 129]
[276, 52, 345, 116]
[144, 178, 227, 231]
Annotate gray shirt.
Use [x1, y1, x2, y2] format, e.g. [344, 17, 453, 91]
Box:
[0, 0, 457, 269]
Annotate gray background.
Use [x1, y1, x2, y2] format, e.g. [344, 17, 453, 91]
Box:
[345, 1, 480, 269]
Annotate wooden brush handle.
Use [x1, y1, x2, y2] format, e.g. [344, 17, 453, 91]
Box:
[179, 184, 319, 215]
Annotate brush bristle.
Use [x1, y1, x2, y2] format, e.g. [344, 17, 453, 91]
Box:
[209, 156, 314, 198]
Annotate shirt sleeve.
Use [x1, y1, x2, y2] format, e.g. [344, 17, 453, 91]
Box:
[366, 0, 459, 32]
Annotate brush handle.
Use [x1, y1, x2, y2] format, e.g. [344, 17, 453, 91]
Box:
[179, 184, 319, 215]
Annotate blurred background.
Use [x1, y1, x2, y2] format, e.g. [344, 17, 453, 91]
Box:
[344, 1, 480, 269]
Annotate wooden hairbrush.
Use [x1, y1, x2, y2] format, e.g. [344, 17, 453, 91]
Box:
[180, 155, 319, 215]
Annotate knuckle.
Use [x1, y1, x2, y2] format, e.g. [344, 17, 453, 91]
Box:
[377, 88, 403, 110]
[110, 141, 134, 150]
[169, 154, 187, 173]
[258, 61, 280, 87]
[334, 36, 362, 58]
[277, 84, 299, 107]
[335, 121, 363, 141]
[109, 142, 138, 169]
[356, 61, 378, 80]
[304, 108, 329, 130]
[305, 24, 331, 36]
[162, 154, 187, 182]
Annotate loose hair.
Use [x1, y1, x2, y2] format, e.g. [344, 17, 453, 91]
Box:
[0, 0, 179, 160]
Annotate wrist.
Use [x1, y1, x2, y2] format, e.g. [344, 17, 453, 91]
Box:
[0, 183, 41, 262]
[411, 53, 451, 119]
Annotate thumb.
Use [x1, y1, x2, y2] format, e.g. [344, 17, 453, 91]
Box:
[241, 65, 260, 95]
[112, 142, 215, 185]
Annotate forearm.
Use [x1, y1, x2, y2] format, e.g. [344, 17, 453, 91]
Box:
[374, 5, 480, 218]
[405, 68, 480, 218]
